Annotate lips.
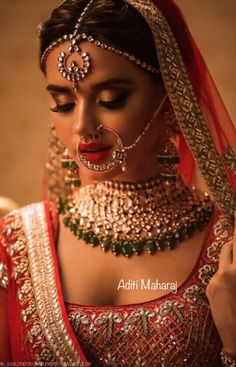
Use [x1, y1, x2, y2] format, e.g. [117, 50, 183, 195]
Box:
[79, 142, 112, 163]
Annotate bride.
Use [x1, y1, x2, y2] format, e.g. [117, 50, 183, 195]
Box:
[0, 0, 236, 365]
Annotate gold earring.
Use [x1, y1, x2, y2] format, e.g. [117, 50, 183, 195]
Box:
[61, 149, 81, 187]
[157, 140, 180, 182]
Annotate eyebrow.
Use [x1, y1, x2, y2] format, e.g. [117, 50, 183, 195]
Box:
[46, 78, 133, 94]
[46, 85, 74, 94]
[91, 78, 133, 90]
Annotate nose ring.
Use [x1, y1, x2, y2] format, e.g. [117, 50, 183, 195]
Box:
[92, 123, 103, 142]
[80, 123, 103, 143]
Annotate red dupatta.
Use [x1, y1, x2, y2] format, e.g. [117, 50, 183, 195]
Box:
[126, 0, 236, 226]
[156, 0, 236, 187]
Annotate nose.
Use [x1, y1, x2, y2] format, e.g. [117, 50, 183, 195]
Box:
[72, 100, 98, 137]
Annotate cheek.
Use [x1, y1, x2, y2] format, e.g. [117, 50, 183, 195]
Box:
[51, 114, 72, 147]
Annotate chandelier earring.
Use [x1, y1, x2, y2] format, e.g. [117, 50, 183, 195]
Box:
[157, 136, 180, 183]
[61, 148, 81, 188]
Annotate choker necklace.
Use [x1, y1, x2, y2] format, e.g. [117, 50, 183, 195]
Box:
[58, 175, 213, 257]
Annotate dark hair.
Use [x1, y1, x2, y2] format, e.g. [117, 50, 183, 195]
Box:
[39, 0, 159, 73]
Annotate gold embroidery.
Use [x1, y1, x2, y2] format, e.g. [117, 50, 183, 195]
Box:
[21, 203, 84, 366]
[127, 307, 155, 337]
[222, 146, 236, 179]
[2, 207, 89, 365]
[183, 284, 206, 304]
[198, 264, 216, 286]
[0, 262, 8, 289]
[127, 0, 236, 225]
[95, 311, 123, 340]
[1, 211, 54, 362]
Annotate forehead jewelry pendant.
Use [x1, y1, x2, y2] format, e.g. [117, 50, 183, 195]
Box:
[57, 36, 91, 83]
[56, 0, 95, 91]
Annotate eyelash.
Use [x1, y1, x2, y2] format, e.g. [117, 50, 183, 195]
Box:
[50, 95, 128, 113]
[50, 102, 75, 113]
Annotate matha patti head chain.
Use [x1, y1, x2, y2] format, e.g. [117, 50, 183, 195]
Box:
[40, 0, 160, 88]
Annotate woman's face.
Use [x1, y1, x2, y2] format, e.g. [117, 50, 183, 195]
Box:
[45, 41, 167, 184]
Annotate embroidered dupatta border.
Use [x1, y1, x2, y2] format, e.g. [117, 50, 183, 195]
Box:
[20, 202, 86, 366]
[127, 0, 236, 225]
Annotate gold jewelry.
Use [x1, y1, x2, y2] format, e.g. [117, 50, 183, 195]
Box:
[59, 175, 213, 257]
[40, 0, 160, 90]
[157, 140, 180, 182]
[221, 349, 236, 367]
[61, 149, 80, 188]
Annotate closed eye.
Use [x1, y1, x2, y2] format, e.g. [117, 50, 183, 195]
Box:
[50, 102, 76, 113]
[98, 94, 128, 110]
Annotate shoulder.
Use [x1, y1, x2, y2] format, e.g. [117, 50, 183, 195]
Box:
[0, 201, 58, 290]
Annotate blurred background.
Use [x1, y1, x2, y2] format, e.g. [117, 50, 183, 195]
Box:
[0, 0, 235, 207]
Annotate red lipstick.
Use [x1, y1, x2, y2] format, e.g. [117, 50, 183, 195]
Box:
[79, 142, 112, 163]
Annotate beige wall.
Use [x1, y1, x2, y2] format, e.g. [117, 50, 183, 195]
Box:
[0, 0, 235, 206]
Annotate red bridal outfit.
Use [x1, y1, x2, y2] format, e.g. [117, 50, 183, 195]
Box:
[0, 0, 235, 366]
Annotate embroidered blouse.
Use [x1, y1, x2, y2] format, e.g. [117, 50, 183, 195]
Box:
[0, 202, 232, 366]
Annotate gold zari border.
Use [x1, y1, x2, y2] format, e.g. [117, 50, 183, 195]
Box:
[127, 0, 236, 226]
[20, 203, 84, 366]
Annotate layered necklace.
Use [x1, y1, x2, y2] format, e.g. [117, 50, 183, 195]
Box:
[59, 175, 213, 257]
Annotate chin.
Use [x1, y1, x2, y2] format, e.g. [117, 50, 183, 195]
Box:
[79, 164, 123, 184]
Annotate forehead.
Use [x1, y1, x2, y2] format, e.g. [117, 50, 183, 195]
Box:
[45, 41, 147, 87]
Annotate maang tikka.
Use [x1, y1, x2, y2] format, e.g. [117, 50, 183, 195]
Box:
[40, 0, 160, 92]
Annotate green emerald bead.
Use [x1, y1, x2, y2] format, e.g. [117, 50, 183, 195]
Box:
[73, 179, 81, 187]
[187, 223, 195, 236]
[121, 243, 133, 257]
[82, 232, 90, 243]
[58, 198, 65, 214]
[101, 240, 111, 252]
[63, 217, 71, 227]
[145, 241, 157, 254]
[71, 161, 78, 170]
[61, 161, 68, 169]
[75, 218, 80, 225]
[71, 223, 78, 234]
[165, 236, 176, 250]
[157, 156, 180, 165]
[174, 232, 181, 244]
[132, 242, 143, 255]
[111, 243, 121, 255]
[179, 227, 187, 240]
[155, 239, 164, 251]
[76, 228, 83, 239]
[62, 160, 78, 170]
[65, 179, 81, 187]
[91, 236, 100, 246]
[61, 160, 69, 169]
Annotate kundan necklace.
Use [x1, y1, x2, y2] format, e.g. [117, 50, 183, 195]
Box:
[58, 175, 213, 257]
